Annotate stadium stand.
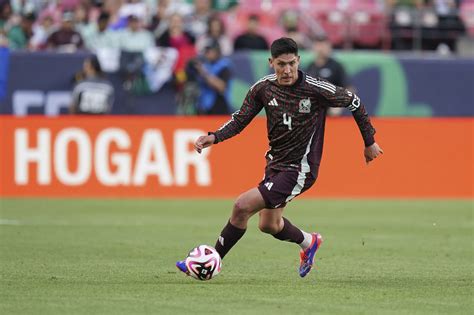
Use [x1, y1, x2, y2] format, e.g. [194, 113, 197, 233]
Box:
[348, 0, 389, 49]
[0, 0, 472, 116]
[0, 1, 469, 52]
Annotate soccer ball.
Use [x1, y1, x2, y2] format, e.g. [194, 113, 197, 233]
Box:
[185, 245, 222, 281]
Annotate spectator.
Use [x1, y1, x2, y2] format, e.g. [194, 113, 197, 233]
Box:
[88, 0, 104, 21]
[148, 0, 192, 38]
[186, 0, 213, 39]
[72, 3, 91, 35]
[10, 0, 44, 15]
[195, 14, 232, 56]
[281, 10, 311, 49]
[432, 0, 458, 15]
[70, 55, 114, 114]
[118, 14, 154, 89]
[55, 0, 82, 12]
[156, 13, 194, 48]
[0, 31, 6, 47]
[306, 35, 350, 89]
[233, 14, 269, 51]
[35, 3, 62, 27]
[30, 14, 56, 50]
[186, 39, 232, 115]
[100, 0, 123, 28]
[156, 13, 196, 86]
[82, 11, 119, 52]
[306, 34, 352, 116]
[119, 14, 154, 53]
[0, 1, 8, 47]
[148, 0, 171, 37]
[0, 1, 13, 32]
[118, 0, 148, 23]
[47, 11, 84, 52]
[430, 0, 465, 52]
[7, 12, 35, 50]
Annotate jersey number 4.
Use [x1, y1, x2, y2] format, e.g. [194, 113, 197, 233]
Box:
[283, 113, 292, 130]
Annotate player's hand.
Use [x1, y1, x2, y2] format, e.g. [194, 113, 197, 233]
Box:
[194, 134, 215, 154]
[364, 142, 383, 164]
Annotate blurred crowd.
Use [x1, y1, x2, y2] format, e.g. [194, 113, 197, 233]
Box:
[0, 0, 470, 115]
[0, 0, 469, 53]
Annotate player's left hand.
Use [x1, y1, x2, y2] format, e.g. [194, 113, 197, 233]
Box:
[364, 142, 383, 164]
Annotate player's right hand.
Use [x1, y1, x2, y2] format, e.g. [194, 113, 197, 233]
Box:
[194, 134, 215, 154]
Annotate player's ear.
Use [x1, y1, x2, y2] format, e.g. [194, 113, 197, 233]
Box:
[268, 58, 274, 68]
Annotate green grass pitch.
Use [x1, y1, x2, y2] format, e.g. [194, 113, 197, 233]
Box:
[0, 198, 472, 314]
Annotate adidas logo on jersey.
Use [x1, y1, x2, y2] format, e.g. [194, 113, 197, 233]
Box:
[268, 98, 278, 107]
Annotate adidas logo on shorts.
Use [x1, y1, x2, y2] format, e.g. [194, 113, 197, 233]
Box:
[264, 182, 274, 190]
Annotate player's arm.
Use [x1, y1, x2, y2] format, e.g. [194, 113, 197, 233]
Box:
[194, 84, 265, 153]
[348, 94, 383, 163]
[318, 81, 383, 164]
[69, 85, 81, 114]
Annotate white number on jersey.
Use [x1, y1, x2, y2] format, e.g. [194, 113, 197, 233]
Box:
[79, 90, 109, 113]
[283, 113, 292, 130]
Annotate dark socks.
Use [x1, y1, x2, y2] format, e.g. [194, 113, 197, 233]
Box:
[214, 220, 246, 259]
[272, 217, 304, 244]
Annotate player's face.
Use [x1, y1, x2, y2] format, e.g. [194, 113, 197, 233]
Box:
[314, 41, 331, 58]
[269, 54, 300, 86]
[83, 60, 94, 77]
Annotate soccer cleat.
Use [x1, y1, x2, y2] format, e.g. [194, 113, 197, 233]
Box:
[299, 233, 323, 278]
[176, 260, 189, 276]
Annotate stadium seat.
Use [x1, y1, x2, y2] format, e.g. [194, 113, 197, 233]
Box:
[306, 7, 348, 48]
[347, 0, 389, 49]
[222, 5, 282, 40]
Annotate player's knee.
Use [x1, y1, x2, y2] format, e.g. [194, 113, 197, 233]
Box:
[233, 197, 251, 217]
[258, 221, 280, 234]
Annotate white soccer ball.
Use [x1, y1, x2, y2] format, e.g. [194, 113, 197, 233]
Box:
[185, 245, 222, 281]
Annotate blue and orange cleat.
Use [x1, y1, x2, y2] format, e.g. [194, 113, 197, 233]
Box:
[176, 260, 189, 275]
[299, 233, 323, 278]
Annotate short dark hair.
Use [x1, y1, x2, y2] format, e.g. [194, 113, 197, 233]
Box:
[204, 38, 221, 53]
[23, 12, 36, 22]
[270, 37, 298, 58]
[88, 55, 103, 75]
[98, 11, 110, 21]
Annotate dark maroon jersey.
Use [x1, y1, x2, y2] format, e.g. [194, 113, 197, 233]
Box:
[213, 70, 376, 179]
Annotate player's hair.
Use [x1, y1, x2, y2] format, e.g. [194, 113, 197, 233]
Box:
[270, 37, 298, 58]
[88, 55, 104, 76]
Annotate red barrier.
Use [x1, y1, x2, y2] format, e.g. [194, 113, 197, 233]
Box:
[0, 116, 472, 198]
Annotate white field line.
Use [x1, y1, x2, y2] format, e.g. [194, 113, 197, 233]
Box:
[0, 219, 22, 225]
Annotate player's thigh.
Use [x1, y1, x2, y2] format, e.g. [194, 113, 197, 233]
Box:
[234, 187, 267, 215]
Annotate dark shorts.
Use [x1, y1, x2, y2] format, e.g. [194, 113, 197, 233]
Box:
[257, 168, 316, 209]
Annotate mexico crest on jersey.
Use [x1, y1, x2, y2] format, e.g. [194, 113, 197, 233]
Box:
[298, 98, 311, 113]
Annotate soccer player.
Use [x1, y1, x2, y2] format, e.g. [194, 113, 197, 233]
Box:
[176, 37, 383, 278]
